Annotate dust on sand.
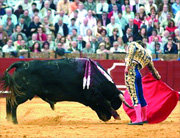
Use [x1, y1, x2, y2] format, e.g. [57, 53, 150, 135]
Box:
[0, 98, 179, 138]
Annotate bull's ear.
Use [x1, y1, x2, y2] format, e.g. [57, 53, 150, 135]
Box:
[111, 96, 122, 110]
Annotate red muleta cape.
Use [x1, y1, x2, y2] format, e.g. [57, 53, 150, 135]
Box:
[123, 73, 179, 124]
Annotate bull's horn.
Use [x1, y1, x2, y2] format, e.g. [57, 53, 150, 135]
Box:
[119, 93, 134, 109]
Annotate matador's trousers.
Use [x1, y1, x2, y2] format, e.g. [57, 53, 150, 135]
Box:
[125, 63, 147, 107]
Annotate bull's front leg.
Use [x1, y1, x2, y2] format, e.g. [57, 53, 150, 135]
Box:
[111, 108, 121, 120]
[6, 97, 12, 122]
[11, 105, 18, 124]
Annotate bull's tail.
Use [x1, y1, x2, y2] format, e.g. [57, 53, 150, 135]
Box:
[1, 62, 24, 106]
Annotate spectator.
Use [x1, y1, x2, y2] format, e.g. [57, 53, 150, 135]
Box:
[93, 19, 105, 37]
[122, 5, 135, 22]
[2, 39, 16, 53]
[27, 33, 41, 50]
[14, 5, 24, 19]
[97, 28, 107, 43]
[41, 16, 55, 37]
[124, 18, 138, 37]
[40, 0, 55, 19]
[175, 11, 180, 26]
[14, 33, 24, 49]
[16, 40, 29, 53]
[174, 29, 180, 51]
[108, 0, 122, 13]
[104, 36, 111, 50]
[139, 6, 146, 21]
[164, 36, 178, 54]
[83, 28, 93, 42]
[0, 2, 6, 17]
[159, 4, 171, 23]
[29, 2, 38, 18]
[116, 12, 128, 31]
[109, 28, 119, 46]
[160, 13, 174, 29]
[117, 36, 125, 51]
[41, 41, 51, 52]
[77, 35, 86, 51]
[19, 9, 31, 27]
[133, 0, 144, 14]
[96, 41, 110, 54]
[48, 0, 56, 11]
[145, 0, 157, 14]
[166, 19, 178, 37]
[54, 18, 69, 37]
[57, 0, 70, 15]
[158, 0, 172, 13]
[36, 0, 44, 10]
[55, 33, 62, 45]
[14, 0, 31, 11]
[31, 42, 41, 53]
[60, 36, 70, 50]
[17, 17, 29, 37]
[68, 18, 80, 35]
[68, 41, 79, 53]
[0, 25, 8, 47]
[69, 0, 80, 14]
[110, 41, 122, 53]
[100, 12, 110, 27]
[29, 15, 42, 36]
[53, 9, 69, 25]
[148, 36, 164, 54]
[121, 0, 133, 12]
[96, 0, 109, 18]
[148, 29, 162, 44]
[36, 27, 47, 42]
[133, 13, 142, 29]
[2, 8, 17, 25]
[161, 30, 170, 46]
[32, 9, 40, 21]
[82, 41, 94, 54]
[84, 0, 96, 15]
[127, 35, 134, 44]
[85, 10, 97, 28]
[69, 28, 78, 41]
[136, 27, 147, 41]
[46, 9, 54, 25]
[79, 18, 90, 36]
[171, 0, 180, 15]
[108, 4, 119, 20]
[106, 16, 123, 37]
[123, 27, 132, 43]
[47, 34, 56, 51]
[77, 2, 87, 19]
[3, 17, 14, 37]
[91, 36, 99, 53]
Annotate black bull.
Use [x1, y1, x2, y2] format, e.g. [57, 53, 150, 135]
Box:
[1, 58, 132, 124]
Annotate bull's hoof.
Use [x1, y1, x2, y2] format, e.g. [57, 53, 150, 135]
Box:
[113, 115, 121, 120]
[12, 119, 18, 124]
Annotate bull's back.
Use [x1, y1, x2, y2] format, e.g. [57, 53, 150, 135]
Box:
[13, 59, 85, 102]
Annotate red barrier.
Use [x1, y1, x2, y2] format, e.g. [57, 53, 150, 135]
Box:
[0, 58, 180, 91]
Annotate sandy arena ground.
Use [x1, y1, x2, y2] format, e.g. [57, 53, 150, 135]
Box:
[0, 97, 179, 138]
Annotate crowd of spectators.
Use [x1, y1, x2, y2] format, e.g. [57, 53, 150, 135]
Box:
[0, 0, 180, 57]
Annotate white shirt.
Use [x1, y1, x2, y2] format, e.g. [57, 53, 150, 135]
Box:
[106, 23, 123, 37]
[2, 45, 16, 53]
[96, 2, 109, 14]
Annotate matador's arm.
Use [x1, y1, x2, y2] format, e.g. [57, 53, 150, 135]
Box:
[126, 43, 136, 68]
